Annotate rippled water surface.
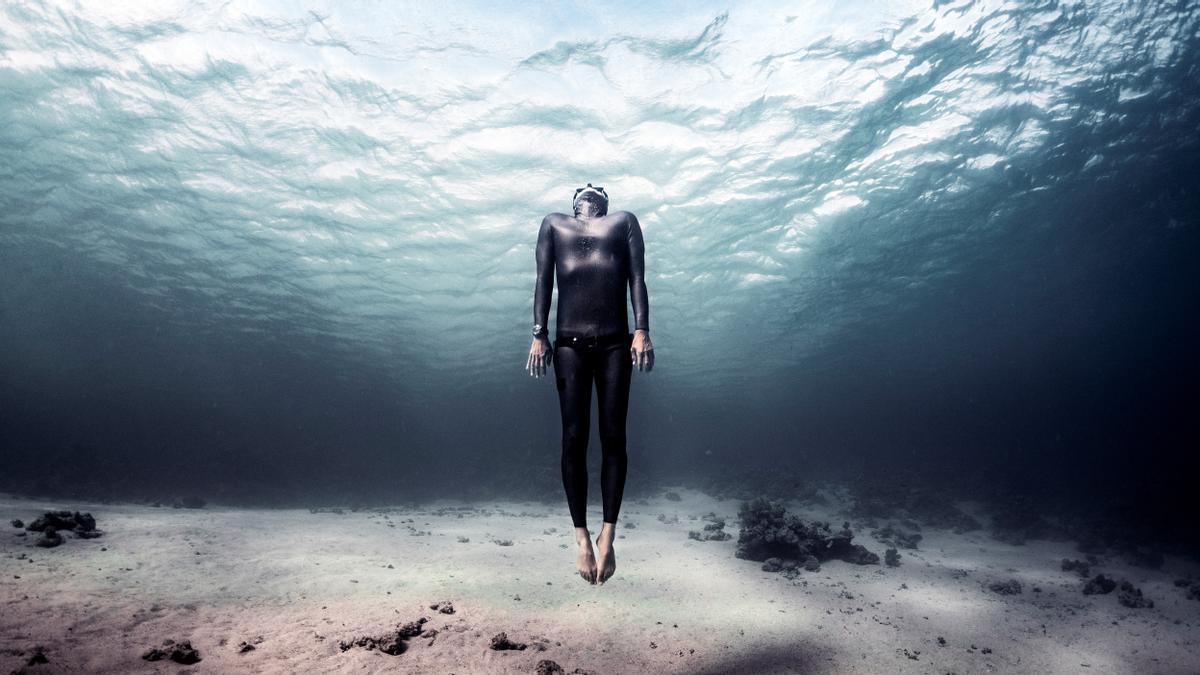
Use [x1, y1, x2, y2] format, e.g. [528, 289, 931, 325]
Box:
[1, 1, 1197, 503]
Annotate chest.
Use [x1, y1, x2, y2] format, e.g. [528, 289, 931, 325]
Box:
[555, 220, 626, 259]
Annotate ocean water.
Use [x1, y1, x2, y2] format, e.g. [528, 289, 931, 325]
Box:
[0, 1, 1197, 542]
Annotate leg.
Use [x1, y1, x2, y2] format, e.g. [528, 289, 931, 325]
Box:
[595, 337, 632, 526]
[592, 336, 633, 584]
[554, 343, 593, 529]
[554, 343, 598, 584]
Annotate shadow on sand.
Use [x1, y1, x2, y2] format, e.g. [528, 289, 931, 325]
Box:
[685, 640, 832, 675]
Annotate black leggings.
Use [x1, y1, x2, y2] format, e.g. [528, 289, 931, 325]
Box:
[554, 332, 633, 528]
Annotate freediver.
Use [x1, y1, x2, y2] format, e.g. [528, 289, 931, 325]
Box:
[525, 184, 654, 585]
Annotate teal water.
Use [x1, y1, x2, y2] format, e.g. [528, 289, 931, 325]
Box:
[0, 1, 1197, 520]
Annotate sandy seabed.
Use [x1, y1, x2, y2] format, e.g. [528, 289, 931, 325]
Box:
[1, 489, 1198, 674]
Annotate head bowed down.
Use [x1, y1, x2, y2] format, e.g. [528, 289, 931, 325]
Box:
[573, 183, 609, 217]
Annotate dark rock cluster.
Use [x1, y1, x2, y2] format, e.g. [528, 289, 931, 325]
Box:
[760, 556, 821, 576]
[1174, 576, 1200, 601]
[27, 510, 97, 534]
[1057, 553, 1157, 608]
[489, 631, 527, 651]
[535, 659, 596, 675]
[1117, 580, 1154, 608]
[19, 646, 49, 666]
[688, 513, 733, 541]
[1082, 574, 1117, 595]
[1078, 575, 1152, 607]
[428, 600, 455, 614]
[36, 530, 64, 548]
[885, 548, 901, 567]
[22, 510, 102, 547]
[736, 497, 879, 577]
[142, 639, 201, 664]
[339, 617, 430, 655]
[237, 636, 263, 653]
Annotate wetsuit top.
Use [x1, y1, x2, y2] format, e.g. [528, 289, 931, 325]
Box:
[534, 210, 649, 339]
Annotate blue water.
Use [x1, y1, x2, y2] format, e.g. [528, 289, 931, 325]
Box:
[0, 1, 1197, 519]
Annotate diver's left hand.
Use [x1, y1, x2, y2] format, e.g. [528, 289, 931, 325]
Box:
[631, 330, 654, 373]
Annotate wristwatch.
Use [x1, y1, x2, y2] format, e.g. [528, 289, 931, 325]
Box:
[532, 324, 547, 338]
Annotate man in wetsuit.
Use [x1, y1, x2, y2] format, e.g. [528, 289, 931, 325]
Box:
[525, 184, 654, 585]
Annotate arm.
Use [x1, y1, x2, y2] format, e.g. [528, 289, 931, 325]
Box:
[527, 215, 555, 378]
[626, 213, 654, 372]
[626, 213, 649, 333]
[534, 215, 554, 334]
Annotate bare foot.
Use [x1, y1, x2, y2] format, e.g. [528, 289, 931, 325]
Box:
[595, 524, 616, 584]
[574, 528, 597, 584]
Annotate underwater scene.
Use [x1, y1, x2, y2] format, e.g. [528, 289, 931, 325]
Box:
[1, 0, 1198, 672]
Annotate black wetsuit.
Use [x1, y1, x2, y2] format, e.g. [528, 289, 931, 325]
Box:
[534, 210, 649, 527]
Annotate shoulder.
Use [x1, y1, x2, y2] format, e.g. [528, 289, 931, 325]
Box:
[611, 210, 642, 233]
[608, 210, 640, 226]
[541, 212, 571, 228]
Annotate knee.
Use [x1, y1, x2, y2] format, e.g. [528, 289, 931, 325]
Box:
[599, 431, 627, 457]
[562, 426, 588, 454]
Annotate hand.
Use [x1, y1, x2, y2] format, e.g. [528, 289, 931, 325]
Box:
[631, 330, 654, 372]
[526, 336, 553, 378]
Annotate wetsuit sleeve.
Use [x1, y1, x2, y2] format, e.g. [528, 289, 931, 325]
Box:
[626, 213, 649, 332]
[533, 215, 554, 334]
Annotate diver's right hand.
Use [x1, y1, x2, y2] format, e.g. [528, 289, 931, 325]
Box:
[526, 337, 553, 378]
